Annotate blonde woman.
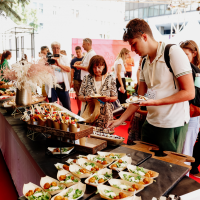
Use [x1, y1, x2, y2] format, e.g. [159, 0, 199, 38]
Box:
[114, 48, 129, 104]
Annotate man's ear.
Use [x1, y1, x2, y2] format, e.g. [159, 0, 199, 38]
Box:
[141, 33, 148, 42]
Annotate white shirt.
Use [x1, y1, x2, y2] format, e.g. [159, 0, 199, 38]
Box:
[46, 54, 71, 97]
[114, 58, 126, 79]
[140, 42, 192, 128]
[81, 49, 96, 80]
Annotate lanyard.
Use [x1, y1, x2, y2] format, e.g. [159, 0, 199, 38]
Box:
[81, 49, 93, 64]
[147, 59, 157, 87]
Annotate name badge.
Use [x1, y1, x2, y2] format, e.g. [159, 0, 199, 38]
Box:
[55, 67, 61, 72]
[147, 88, 157, 100]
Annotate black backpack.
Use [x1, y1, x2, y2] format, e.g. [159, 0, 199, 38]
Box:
[142, 44, 200, 107]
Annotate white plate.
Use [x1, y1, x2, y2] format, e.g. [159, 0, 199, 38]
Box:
[48, 147, 74, 154]
[0, 96, 15, 102]
[126, 96, 148, 104]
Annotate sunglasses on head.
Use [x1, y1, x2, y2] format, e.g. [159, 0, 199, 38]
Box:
[179, 40, 197, 50]
[123, 27, 144, 35]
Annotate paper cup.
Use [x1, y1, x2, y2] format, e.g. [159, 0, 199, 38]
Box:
[79, 137, 86, 146]
[69, 124, 77, 132]
[38, 118, 46, 126]
[53, 121, 61, 130]
[40, 175, 66, 195]
[47, 119, 53, 128]
[61, 123, 68, 131]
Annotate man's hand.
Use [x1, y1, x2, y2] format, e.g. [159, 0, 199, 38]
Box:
[52, 57, 60, 67]
[73, 64, 81, 70]
[70, 81, 74, 88]
[74, 61, 82, 65]
[107, 119, 121, 129]
[139, 99, 158, 106]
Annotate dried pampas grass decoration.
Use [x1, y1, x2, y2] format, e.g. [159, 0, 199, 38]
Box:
[3, 60, 58, 91]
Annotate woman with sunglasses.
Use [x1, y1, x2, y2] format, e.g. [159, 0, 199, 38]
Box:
[180, 40, 200, 177]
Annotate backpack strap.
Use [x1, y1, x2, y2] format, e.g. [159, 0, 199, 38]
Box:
[141, 57, 146, 70]
[164, 44, 176, 89]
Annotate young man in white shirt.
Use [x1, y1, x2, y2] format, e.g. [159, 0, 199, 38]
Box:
[47, 41, 71, 111]
[108, 19, 195, 153]
[74, 38, 96, 80]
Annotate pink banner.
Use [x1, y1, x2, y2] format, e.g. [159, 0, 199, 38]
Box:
[72, 38, 140, 72]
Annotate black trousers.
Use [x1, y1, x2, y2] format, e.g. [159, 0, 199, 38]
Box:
[116, 78, 127, 104]
[191, 132, 200, 174]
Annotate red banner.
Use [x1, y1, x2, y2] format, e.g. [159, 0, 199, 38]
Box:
[72, 38, 140, 72]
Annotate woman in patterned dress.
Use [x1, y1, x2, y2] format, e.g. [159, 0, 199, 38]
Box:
[0, 50, 12, 83]
[79, 55, 117, 128]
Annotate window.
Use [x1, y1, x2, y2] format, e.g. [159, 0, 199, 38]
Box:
[143, 8, 148, 18]
[100, 34, 102, 38]
[39, 3, 43, 14]
[154, 5, 159, 16]
[133, 10, 138, 18]
[21, 36, 24, 49]
[53, 6, 56, 15]
[138, 8, 143, 19]
[130, 10, 134, 19]
[33, 2, 37, 9]
[160, 5, 165, 15]
[9, 39, 12, 50]
[76, 10, 79, 18]
[165, 5, 171, 15]
[149, 6, 154, 17]
[39, 23, 43, 31]
[125, 11, 129, 21]
[16, 37, 19, 58]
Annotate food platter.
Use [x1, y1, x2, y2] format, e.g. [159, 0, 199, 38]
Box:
[0, 95, 15, 102]
[126, 95, 148, 104]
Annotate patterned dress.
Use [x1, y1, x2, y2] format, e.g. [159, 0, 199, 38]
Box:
[79, 74, 117, 128]
[0, 59, 10, 82]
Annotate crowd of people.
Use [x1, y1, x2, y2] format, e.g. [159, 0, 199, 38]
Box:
[0, 18, 200, 178]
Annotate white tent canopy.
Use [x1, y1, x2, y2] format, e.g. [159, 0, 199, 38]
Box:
[168, 20, 200, 46]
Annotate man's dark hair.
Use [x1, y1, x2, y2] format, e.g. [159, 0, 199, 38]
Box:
[88, 55, 107, 76]
[123, 18, 154, 41]
[75, 46, 81, 51]
[41, 46, 48, 51]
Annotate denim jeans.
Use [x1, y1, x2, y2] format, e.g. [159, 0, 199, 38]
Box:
[48, 88, 71, 111]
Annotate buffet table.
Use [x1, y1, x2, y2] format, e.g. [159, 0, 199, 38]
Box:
[0, 105, 200, 200]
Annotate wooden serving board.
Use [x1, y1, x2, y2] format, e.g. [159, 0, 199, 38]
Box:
[123, 141, 194, 169]
[153, 151, 194, 170]
[137, 158, 190, 200]
[122, 141, 159, 155]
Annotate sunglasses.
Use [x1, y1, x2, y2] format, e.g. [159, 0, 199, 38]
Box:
[123, 27, 144, 35]
[179, 40, 197, 50]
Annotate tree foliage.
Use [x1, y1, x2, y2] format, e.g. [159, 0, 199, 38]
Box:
[0, 0, 39, 30]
